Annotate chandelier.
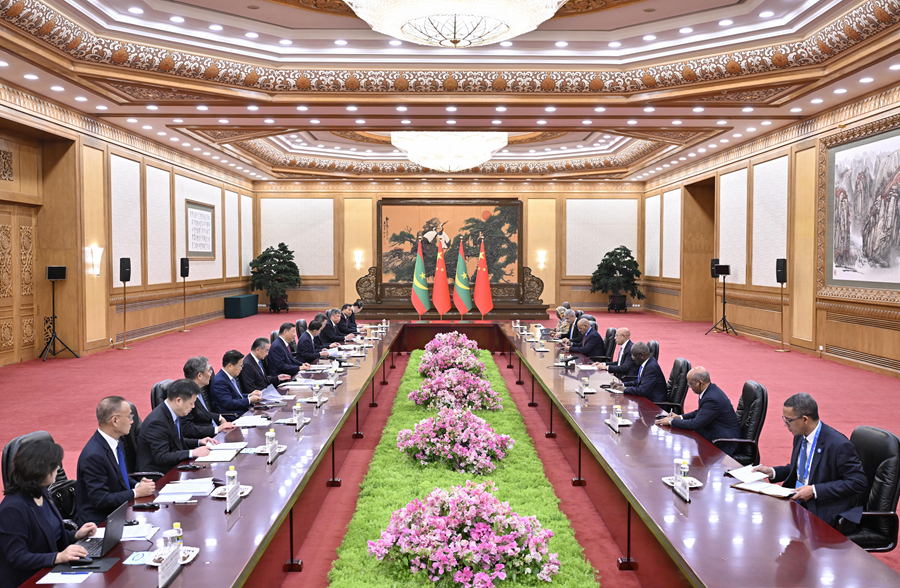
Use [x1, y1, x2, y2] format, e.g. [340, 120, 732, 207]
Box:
[391, 132, 508, 172]
[343, 0, 568, 48]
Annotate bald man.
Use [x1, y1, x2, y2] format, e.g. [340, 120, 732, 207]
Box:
[595, 328, 637, 378]
[656, 367, 741, 458]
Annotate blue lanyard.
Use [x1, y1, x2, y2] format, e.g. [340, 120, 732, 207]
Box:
[799, 423, 821, 483]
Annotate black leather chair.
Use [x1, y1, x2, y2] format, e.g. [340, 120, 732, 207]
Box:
[121, 402, 164, 480]
[581, 314, 596, 323]
[296, 319, 308, 336]
[575, 310, 584, 319]
[2, 431, 68, 491]
[713, 380, 767, 466]
[588, 320, 598, 332]
[656, 358, 691, 415]
[3, 431, 76, 524]
[648, 340, 660, 360]
[150, 379, 173, 410]
[270, 330, 278, 344]
[588, 327, 616, 363]
[837, 426, 900, 552]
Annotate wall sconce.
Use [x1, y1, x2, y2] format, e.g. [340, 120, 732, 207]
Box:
[353, 250, 364, 270]
[84, 245, 103, 276]
[537, 250, 547, 270]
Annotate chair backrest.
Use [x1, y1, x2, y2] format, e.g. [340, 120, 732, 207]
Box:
[648, 340, 660, 360]
[575, 309, 584, 319]
[2, 431, 67, 491]
[150, 379, 173, 410]
[604, 328, 617, 359]
[296, 319, 308, 336]
[665, 358, 691, 408]
[850, 426, 900, 539]
[734, 380, 768, 464]
[589, 320, 598, 332]
[581, 314, 596, 323]
[121, 402, 142, 473]
[270, 330, 278, 344]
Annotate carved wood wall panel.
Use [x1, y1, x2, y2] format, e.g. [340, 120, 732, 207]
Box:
[0, 149, 11, 181]
[0, 203, 36, 366]
[0, 223, 10, 298]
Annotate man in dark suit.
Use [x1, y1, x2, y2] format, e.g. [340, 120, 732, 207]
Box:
[338, 303, 358, 336]
[269, 322, 303, 377]
[210, 350, 263, 415]
[610, 342, 667, 405]
[182, 356, 236, 438]
[656, 367, 742, 457]
[597, 328, 638, 378]
[321, 309, 351, 346]
[242, 338, 292, 392]
[297, 320, 329, 364]
[350, 301, 366, 333]
[754, 393, 867, 528]
[558, 309, 583, 345]
[566, 319, 605, 358]
[137, 379, 217, 473]
[75, 396, 156, 525]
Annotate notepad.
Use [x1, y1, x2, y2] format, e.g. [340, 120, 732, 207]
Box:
[194, 449, 238, 463]
[38, 572, 92, 584]
[210, 442, 248, 451]
[727, 464, 769, 484]
[733, 480, 795, 498]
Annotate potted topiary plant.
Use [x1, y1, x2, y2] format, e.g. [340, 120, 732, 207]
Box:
[249, 242, 302, 313]
[590, 245, 645, 313]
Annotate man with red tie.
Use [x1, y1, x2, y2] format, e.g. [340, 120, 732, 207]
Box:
[210, 350, 262, 417]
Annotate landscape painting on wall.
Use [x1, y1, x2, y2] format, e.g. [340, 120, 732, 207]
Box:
[379, 200, 520, 285]
[829, 129, 900, 288]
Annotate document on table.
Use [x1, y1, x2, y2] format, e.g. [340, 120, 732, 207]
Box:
[154, 493, 194, 503]
[282, 379, 319, 387]
[260, 384, 282, 402]
[38, 572, 92, 584]
[233, 415, 271, 427]
[733, 480, 796, 498]
[728, 464, 769, 484]
[194, 449, 238, 463]
[303, 365, 330, 372]
[93, 523, 158, 541]
[210, 442, 248, 451]
[575, 364, 598, 371]
[160, 478, 214, 496]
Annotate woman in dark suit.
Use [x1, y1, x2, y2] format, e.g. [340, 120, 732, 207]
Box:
[0, 439, 97, 588]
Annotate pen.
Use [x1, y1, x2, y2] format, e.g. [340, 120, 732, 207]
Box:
[173, 500, 198, 504]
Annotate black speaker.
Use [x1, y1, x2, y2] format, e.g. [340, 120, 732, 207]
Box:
[710, 258, 719, 278]
[119, 258, 131, 283]
[180, 258, 190, 279]
[46, 266, 67, 281]
[776, 258, 787, 284]
[714, 264, 731, 276]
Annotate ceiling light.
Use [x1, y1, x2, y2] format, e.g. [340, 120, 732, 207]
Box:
[697, 148, 706, 153]
[170, 16, 184, 23]
[334, 40, 347, 45]
[708, 144, 717, 148]
[182, 142, 190, 147]
[679, 157, 686, 161]
[50, 86, 64, 92]
[688, 153, 696, 157]
[356, 119, 366, 124]
[391, 131, 507, 172]
[746, 127, 756, 131]
[608, 41, 621, 48]
[811, 98, 823, 104]
[75, 96, 87, 101]
[500, 41, 512, 47]
[209, 25, 223, 31]
[193, 147, 201, 151]
[545, 106, 556, 112]
[761, 121, 772, 125]
[280, 40, 292, 45]
[536, 120, 546, 125]
[401, 119, 411, 124]
[447, 106, 457, 112]
[297, 106, 308, 111]
[245, 32, 258, 38]
[128, 7, 144, 14]
[742, 107, 754, 112]
[23, 74, 38, 80]
[344, 0, 567, 48]
[492, 120, 502, 124]
[447, 120, 457, 124]
[334, 146, 341, 149]
[156, 132, 166, 136]
[529, 149, 535, 153]
[203, 152, 210, 155]
[595, 107, 606, 112]
[544, 148, 551, 151]
[790, 108, 802, 112]
[717, 120, 727, 125]
[890, 64, 900, 71]
[663, 164, 669, 168]
[146, 105, 158, 110]
[560, 146, 567, 150]
[603, 135, 611, 138]
[642, 35, 656, 41]
[264, 119, 274, 123]
[643, 107, 655, 112]
[390, 40, 403, 46]
[142, 125, 152, 130]
[555, 41, 568, 47]
[96, 105, 108, 110]
[218, 119, 229, 123]
[310, 119, 320, 124]
[720, 139, 729, 143]
[0, 61, 7, 67]
[732, 133, 742, 138]
[126, 118, 137, 123]
[834, 88, 847, 94]
[672, 120, 682, 125]
[860, 77, 874, 83]
[718, 19, 733, 26]
[679, 27, 693, 34]
[627, 120, 637, 125]
[582, 120, 592, 125]
[173, 119, 183, 123]
[502, 149, 509, 153]
[759, 11, 774, 18]
[692, 107, 704, 112]
[197, 105, 208, 111]
[347, 106, 358, 111]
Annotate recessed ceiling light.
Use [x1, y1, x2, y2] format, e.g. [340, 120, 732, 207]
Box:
[142, 125, 152, 130]
[50, 86, 64, 92]
[545, 106, 556, 112]
[560, 146, 567, 150]
[182, 143, 191, 147]
[334, 40, 347, 45]
[126, 118, 138, 123]
[0, 61, 7, 67]
[544, 148, 551, 151]
[718, 19, 733, 26]
[679, 27, 693, 34]
[642, 35, 656, 41]
[759, 11, 774, 18]
[790, 108, 802, 112]
[672, 120, 682, 125]
[603, 135, 611, 138]
[698, 148, 706, 153]
[742, 107, 754, 112]
[692, 107, 704, 113]
[582, 120, 592, 125]
[170, 16, 184, 23]
[492, 120, 502, 124]
[397, 106, 408, 112]
[128, 7, 144, 14]
[663, 164, 669, 168]
[366, 150, 372, 153]
[245, 32, 258, 38]
[536, 120, 547, 125]
[197, 105, 208, 111]
[627, 120, 637, 125]
[333, 146, 341, 150]
[529, 149, 536, 153]
[310, 119, 320, 124]
[392, 149, 399, 153]
[74, 96, 88, 102]
[608, 42, 621, 48]
[860, 77, 874, 83]
[446, 106, 457, 112]
[264, 119, 274, 123]
[555, 41, 568, 47]
[717, 120, 727, 125]
[890, 64, 900, 71]
[279, 40, 292, 45]
[679, 157, 686, 161]
[811, 98, 823, 104]
[297, 106, 308, 111]
[218, 119, 229, 123]
[347, 106, 358, 111]
[500, 41, 513, 47]
[193, 147, 201, 151]
[594, 107, 606, 112]
[146, 105, 158, 110]
[401, 119, 411, 124]
[96, 105, 108, 110]
[389, 40, 402, 46]
[447, 120, 456, 124]
[246, 106, 259, 111]
[719, 139, 729, 143]
[761, 120, 772, 125]
[320, 145, 326, 148]
[708, 144, 717, 148]
[747, 127, 757, 132]
[688, 153, 696, 157]
[23, 74, 38, 80]
[833, 88, 847, 94]
[355, 119, 365, 124]
[209, 25, 223, 31]
[643, 107, 655, 112]
[173, 119, 183, 123]
[733, 133, 742, 138]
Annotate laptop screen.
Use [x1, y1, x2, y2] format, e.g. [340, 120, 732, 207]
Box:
[99, 501, 127, 556]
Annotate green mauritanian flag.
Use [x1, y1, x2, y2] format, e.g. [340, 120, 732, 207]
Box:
[411, 240, 431, 315]
[453, 240, 473, 315]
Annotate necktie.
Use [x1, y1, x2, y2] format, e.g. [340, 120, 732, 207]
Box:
[196, 393, 216, 426]
[115, 442, 130, 488]
[796, 437, 808, 488]
[637, 364, 644, 383]
[616, 346, 621, 364]
[174, 415, 181, 439]
[230, 376, 241, 397]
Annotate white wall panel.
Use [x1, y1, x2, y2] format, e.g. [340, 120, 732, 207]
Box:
[662, 189, 681, 279]
[260, 198, 334, 276]
[644, 195, 661, 278]
[565, 199, 638, 276]
[241, 195, 253, 277]
[225, 190, 240, 278]
[110, 155, 143, 286]
[174, 175, 223, 281]
[719, 168, 749, 284]
[752, 157, 789, 287]
[145, 166, 171, 285]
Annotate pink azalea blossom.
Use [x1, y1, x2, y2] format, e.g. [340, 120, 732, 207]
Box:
[409, 368, 502, 411]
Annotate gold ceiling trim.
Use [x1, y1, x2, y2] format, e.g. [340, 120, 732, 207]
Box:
[330, 130, 569, 145]
[265, 0, 648, 19]
[0, 0, 897, 95]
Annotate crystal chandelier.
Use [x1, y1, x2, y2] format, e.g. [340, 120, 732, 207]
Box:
[343, 0, 568, 48]
[391, 132, 508, 172]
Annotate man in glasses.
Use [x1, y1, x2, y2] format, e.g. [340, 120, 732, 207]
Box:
[753, 393, 866, 528]
[76, 396, 156, 525]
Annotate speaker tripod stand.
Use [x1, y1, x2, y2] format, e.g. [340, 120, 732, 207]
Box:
[706, 274, 737, 336]
[40, 280, 79, 361]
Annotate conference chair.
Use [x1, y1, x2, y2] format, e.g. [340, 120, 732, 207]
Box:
[121, 402, 164, 480]
[655, 358, 691, 415]
[575, 310, 584, 319]
[588, 327, 617, 363]
[713, 380, 767, 466]
[837, 426, 900, 552]
[648, 340, 660, 361]
[150, 379, 173, 410]
[270, 330, 278, 344]
[581, 314, 596, 323]
[296, 319, 308, 336]
[3, 431, 76, 526]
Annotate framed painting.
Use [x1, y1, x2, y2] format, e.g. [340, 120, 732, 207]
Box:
[185, 199, 216, 260]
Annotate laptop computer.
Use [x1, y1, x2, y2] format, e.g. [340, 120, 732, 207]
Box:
[75, 500, 127, 557]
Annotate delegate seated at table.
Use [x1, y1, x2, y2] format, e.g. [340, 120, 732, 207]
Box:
[610, 342, 667, 405]
[565, 319, 604, 358]
[595, 328, 638, 378]
[269, 322, 304, 377]
[297, 320, 330, 363]
[242, 339, 292, 392]
[182, 356, 236, 438]
[210, 350, 263, 415]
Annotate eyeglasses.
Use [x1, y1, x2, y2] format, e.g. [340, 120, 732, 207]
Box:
[115, 413, 134, 422]
[781, 414, 804, 425]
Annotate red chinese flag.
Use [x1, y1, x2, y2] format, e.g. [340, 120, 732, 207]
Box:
[432, 240, 452, 317]
[473, 239, 494, 317]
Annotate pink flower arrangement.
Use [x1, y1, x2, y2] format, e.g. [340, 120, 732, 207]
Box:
[424, 331, 481, 355]
[367, 481, 560, 588]
[409, 368, 502, 411]
[397, 408, 514, 475]
[418, 346, 486, 378]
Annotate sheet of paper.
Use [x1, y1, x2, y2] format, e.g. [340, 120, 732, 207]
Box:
[154, 493, 195, 503]
[282, 379, 319, 387]
[280, 395, 295, 400]
[728, 465, 769, 484]
[194, 449, 238, 463]
[160, 479, 214, 496]
[576, 364, 598, 371]
[94, 523, 158, 541]
[303, 365, 330, 372]
[38, 572, 93, 584]
[734, 480, 795, 498]
[210, 442, 248, 451]
[232, 415, 270, 427]
[260, 384, 282, 402]
[122, 552, 155, 565]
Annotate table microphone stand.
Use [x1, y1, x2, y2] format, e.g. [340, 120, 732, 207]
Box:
[775, 281, 790, 352]
[40, 280, 79, 361]
[705, 274, 737, 335]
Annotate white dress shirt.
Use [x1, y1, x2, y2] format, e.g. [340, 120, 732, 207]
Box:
[97, 428, 136, 497]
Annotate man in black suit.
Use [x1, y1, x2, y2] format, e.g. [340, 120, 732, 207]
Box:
[610, 342, 667, 405]
[242, 338, 292, 392]
[75, 396, 156, 525]
[338, 303, 366, 336]
[269, 322, 304, 377]
[321, 309, 352, 346]
[558, 309, 583, 345]
[310, 312, 330, 351]
[182, 356, 236, 438]
[350, 301, 366, 333]
[210, 350, 263, 415]
[754, 393, 867, 528]
[137, 379, 217, 474]
[596, 328, 638, 378]
[565, 319, 605, 358]
[656, 367, 742, 457]
[297, 320, 329, 364]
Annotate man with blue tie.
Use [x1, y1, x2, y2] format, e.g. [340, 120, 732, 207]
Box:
[75, 397, 156, 525]
[609, 342, 667, 405]
[182, 356, 236, 437]
[753, 393, 867, 528]
[210, 350, 262, 416]
[137, 380, 217, 474]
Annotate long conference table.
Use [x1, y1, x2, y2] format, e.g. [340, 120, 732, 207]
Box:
[21, 321, 900, 588]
